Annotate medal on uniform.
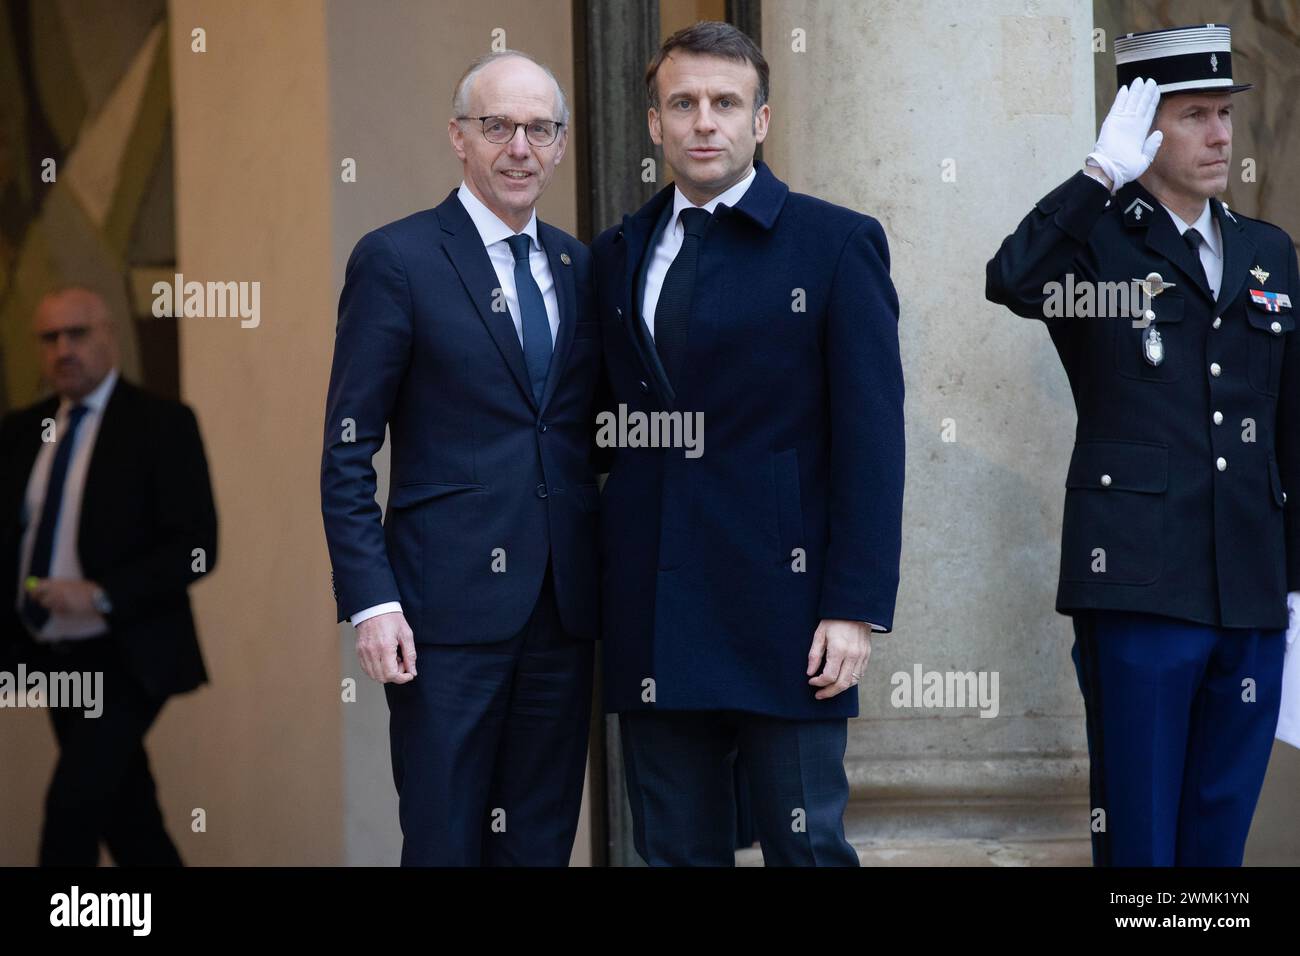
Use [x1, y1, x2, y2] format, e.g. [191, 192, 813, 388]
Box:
[1130, 273, 1171, 365]
[1143, 323, 1164, 366]
[1132, 271, 1176, 298]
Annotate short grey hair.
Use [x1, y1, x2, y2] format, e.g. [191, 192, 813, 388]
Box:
[452, 51, 570, 128]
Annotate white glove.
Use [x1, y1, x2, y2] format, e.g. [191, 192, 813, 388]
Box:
[1278, 591, 1300, 748]
[1087, 77, 1163, 193]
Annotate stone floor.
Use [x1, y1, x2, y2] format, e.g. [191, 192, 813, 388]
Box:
[736, 836, 1092, 866]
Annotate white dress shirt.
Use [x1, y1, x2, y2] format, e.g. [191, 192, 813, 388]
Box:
[456, 181, 560, 347]
[16, 366, 118, 641]
[350, 185, 560, 628]
[1159, 199, 1224, 300]
[641, 165, 756, 338]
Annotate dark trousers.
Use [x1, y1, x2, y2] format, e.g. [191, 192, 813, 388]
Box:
[1072, 610, 1285, 866]
[30, 634, 181, 866]
[619, 709, 859, 866]
[383, 566, 594, 866]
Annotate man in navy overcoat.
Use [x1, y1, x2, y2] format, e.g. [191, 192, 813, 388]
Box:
[594, 22, 905, 866]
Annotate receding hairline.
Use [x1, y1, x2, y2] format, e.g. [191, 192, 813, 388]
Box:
[451, 51, 570, 126]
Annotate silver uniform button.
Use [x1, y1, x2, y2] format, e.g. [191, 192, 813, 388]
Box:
[1100, 474, 1112, 487]
[1216, 457, 1227, 472]
[1210, 362, 1221, 377]
[1212, 317, 1222, 329]
[1213, 411, 1223, 425]
[1272, 321, 1283, 334]
[1144, 309, 1156, 322]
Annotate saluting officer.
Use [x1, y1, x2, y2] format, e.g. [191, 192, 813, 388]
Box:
[987, 23, 1298, 866]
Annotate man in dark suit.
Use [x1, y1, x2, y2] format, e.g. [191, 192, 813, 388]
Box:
[320, 51, 601, 866]
[0, 286, 217, 866]
[986, 25, 1294, 865]
[592, 22, 905, 866]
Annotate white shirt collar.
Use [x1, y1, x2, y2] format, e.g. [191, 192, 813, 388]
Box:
[669, 165, 757, 234]
[457, 181, 539, 252]
[60, 366, 118, 415]
[1161, 199, 1222, 260]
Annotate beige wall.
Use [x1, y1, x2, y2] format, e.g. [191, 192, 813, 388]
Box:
[167, 0, 340, 864]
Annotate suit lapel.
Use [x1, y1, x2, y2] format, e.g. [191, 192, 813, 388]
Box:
[437, 192, 537, 411]
[1117, 182, 1211, 305]
[617, 191, 675, 407]
[537, 223, 576, 414]
[78, 378, 127, 559]
[1143, 202, 1215, 305]
[1213, 199, 1255, 311]
[8, 399, 57, 531]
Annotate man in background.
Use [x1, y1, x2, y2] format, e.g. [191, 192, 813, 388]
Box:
[0, 286, 217, 865]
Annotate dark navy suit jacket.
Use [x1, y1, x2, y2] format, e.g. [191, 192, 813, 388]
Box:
[987, 173, 1300, 629]
[321, 190, 602, 643]
[0, 379, 216, 698]
[593, 160, 905, 720]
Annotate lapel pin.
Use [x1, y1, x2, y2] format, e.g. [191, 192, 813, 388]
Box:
[1250, 265, 1269, 284]
[560, 252, 571, 265]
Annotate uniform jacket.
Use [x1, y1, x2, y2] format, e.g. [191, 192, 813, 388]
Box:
[0, 379, 217, 698]
[987, 171, 1300, 629]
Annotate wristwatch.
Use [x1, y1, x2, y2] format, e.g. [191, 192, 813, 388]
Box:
[91, 586, 113, 615]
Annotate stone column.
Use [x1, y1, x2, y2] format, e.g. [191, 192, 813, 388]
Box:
[762, 0, 1097, 864]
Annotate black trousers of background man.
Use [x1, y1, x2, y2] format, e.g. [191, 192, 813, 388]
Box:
[30, 634, 182, 866]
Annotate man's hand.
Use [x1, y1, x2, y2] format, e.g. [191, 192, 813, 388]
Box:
[356, 611, 417, 684]
[1087, 77, 1163, 193]
[27, 578, 99, 616]
[806, 619, 872, 700]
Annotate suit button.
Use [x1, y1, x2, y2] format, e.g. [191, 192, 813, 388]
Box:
[536, 484, 548, 498]
[1212, 317, 1222, 329]
[538, 422, 549, 433]
[1100, 474, 1112, 487]
[1213, 411, 1223, 425]
[1144, 310, 1155, 323]
[1272, 321, 1283, 334]
[1210, 362, 1221, 377]
[638, 380, 650, 393]
[616, 307, 623, 317]
[1216, 457, 1227, 472]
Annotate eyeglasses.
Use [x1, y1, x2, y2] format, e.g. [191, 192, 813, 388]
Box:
[457, 115, 564, 147]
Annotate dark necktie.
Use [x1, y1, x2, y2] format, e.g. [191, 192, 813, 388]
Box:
[505, 233, 552, 405]
[654, 206, 712, 391]
[21, 403, 90, 633]
[1184, 227, 1213, 295]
